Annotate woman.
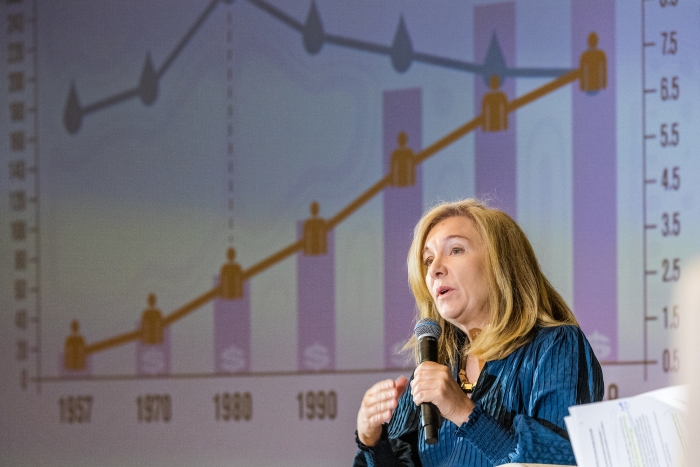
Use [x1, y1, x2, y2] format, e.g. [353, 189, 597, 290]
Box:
[354, 199, 603, 466]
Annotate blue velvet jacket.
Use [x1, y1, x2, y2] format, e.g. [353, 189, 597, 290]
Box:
[354, 325, 604, 466]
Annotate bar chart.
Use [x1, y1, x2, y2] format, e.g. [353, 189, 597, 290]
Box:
[1, 0, 699, 465]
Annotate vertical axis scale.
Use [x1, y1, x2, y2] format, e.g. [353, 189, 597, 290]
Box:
[642, 0, 684, 385]
[31, 0, 42, 394]
[4, 0, 42, 392]
[641, 0, 650, 382]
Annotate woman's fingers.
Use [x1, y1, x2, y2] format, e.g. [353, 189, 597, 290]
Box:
[410, 362, 473, 425]
[395, 375, 409, 395]
[411, 362, 455, 405]
[410, 362, 452, 402]
[357, 377, 408, 446]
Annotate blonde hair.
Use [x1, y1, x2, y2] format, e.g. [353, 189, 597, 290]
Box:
[406, 199, 577, 366]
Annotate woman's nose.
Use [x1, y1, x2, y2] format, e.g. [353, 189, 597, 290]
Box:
[428, 256, 445, 278]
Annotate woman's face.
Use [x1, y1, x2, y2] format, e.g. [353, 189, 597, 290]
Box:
[422, 216, 490, 334]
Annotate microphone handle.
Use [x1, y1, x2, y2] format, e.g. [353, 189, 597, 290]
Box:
[421, 402, 440, 445]
[418, 336, 440, 445]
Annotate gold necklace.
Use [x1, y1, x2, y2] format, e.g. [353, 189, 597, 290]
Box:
[458, 368, 476, 393]
[460, 328, 484, 393]
[459, 354, 483, 393]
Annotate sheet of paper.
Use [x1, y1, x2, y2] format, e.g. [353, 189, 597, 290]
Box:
[566, 385, 687, 467]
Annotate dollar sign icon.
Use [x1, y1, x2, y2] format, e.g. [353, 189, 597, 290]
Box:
[220, 345, 246, 372]
[304, 342, 330, 370]
[141, 348, 165, 374]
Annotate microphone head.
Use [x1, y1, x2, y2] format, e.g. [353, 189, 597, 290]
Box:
[414, 318, 442, 340]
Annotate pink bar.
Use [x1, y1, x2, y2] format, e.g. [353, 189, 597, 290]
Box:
[136, 327, 171, 375]
[297, 221, 335, 371]
[382, 88, 423, 368]
[572, 0, 617, 361]
[213, 279, 251, 373]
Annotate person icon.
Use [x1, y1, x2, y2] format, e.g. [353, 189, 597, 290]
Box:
[221, 247, 243, 300]
[481, 75, 508, 132]
[303, 201, 327, 255]
[390, 131, 416, 187]
[579, 32, 607, 93]
[140, 293, 163, 345]
[64, 319, 86, 370]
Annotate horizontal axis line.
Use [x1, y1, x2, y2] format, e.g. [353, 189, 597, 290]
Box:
[35, 367, 414, 383]
[599, 360, 658, 366]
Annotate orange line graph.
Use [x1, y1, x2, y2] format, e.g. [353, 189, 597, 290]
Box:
[83, 288, 222, 355]
[327, 175, 391, 230]
[507, 69, 581, 112]
[415, 115, 484, 165]
[162, 287, 221, 327]
[242, 240, 304, 280]
[85, 330, 141, 355]
[65, 61, 595, 367]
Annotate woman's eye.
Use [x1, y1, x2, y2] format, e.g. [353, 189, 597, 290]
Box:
[423, 257, 433, 267]
[451, 247, 463, 255]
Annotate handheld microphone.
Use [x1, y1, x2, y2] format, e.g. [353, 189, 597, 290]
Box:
[413, 318, 442, 445]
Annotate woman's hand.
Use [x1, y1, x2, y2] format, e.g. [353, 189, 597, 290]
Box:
[356, 376, 409, 447]
[411, 361, 474, 426]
